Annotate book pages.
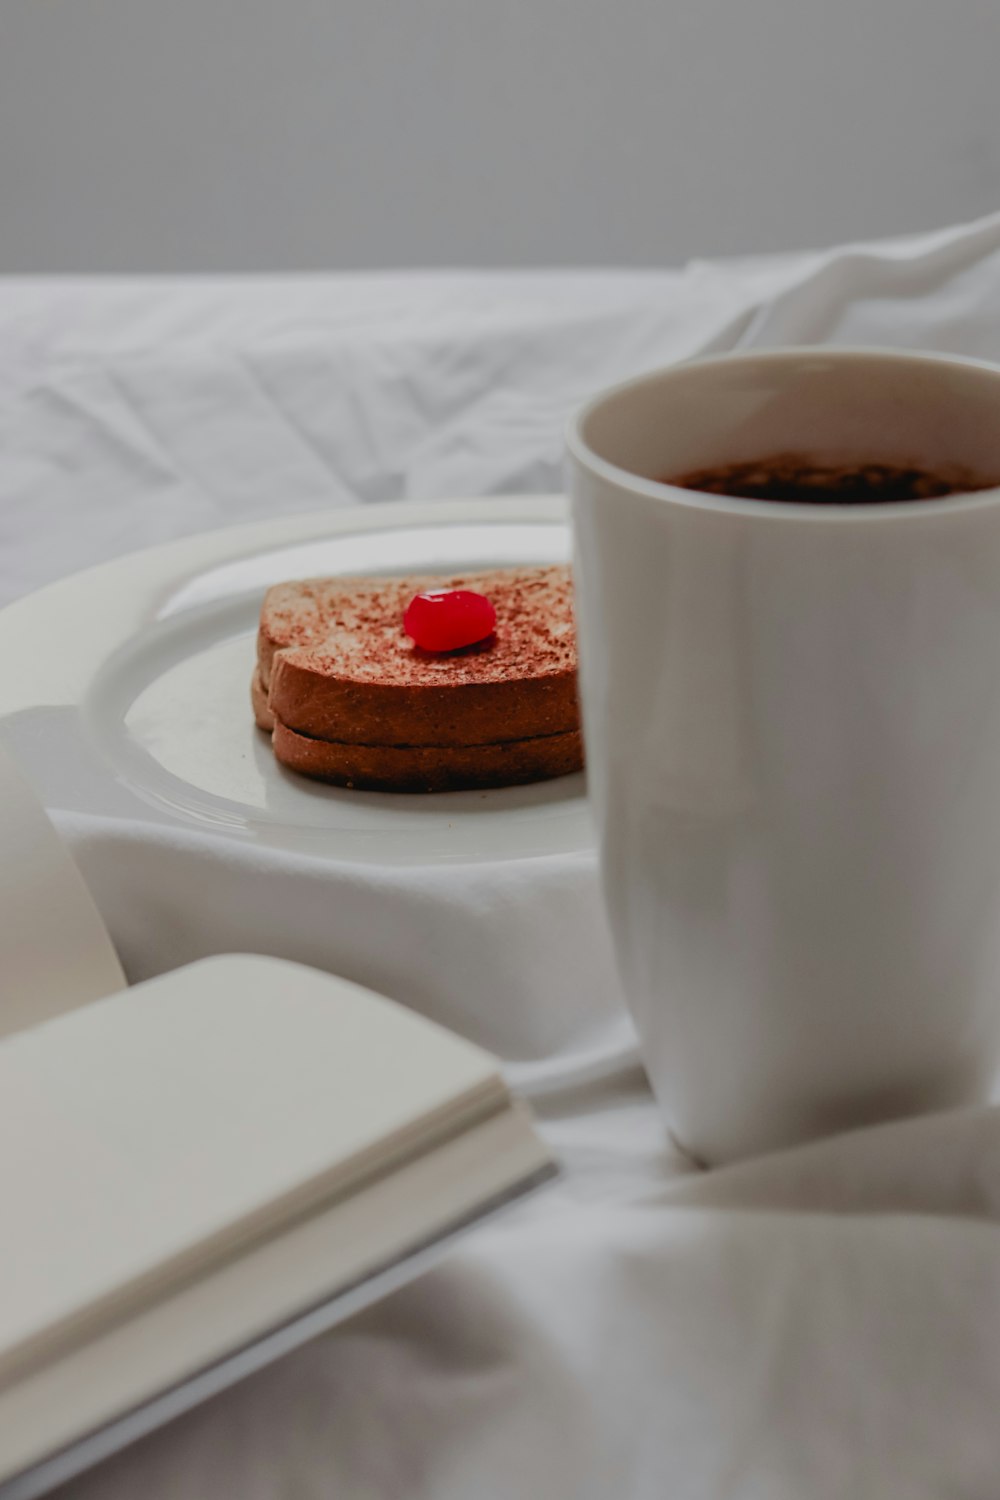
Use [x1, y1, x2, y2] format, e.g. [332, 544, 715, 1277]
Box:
[0, 954, 503, 1381]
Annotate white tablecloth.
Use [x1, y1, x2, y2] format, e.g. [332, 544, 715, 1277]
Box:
[5, 216, 1000, 1498]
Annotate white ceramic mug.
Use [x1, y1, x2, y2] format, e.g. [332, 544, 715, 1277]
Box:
[568, 348, 1000, 1165]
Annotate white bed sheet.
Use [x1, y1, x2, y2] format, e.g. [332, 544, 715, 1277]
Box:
[4, 217, 1000, 1497]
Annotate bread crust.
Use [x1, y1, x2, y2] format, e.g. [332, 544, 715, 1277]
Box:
[270, 717, 583, 793]
[251, 665, 275, 732]
[267, 653, 576, 746]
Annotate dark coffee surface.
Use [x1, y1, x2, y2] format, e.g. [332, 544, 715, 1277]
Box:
[666, 454, 994, 506]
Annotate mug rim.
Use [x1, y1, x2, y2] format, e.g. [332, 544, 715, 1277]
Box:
[565, 345, 1000, 525]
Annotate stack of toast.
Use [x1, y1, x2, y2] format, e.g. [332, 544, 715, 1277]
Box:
[253, 565, 582, 793]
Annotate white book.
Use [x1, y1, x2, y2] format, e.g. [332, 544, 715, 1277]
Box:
[0, 747, 554, 1499]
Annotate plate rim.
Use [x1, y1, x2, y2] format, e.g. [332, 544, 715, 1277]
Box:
[0, 495, 591, 867]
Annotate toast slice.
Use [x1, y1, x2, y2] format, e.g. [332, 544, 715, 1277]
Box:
[253, 565, 582, 793]
[257, 566, 578, 748]
[269, 720, 584, 794]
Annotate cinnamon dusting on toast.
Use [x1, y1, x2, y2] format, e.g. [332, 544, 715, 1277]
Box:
[253, 564, 582, 790]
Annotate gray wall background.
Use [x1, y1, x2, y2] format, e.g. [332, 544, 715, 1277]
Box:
[2, 0, 999, 272]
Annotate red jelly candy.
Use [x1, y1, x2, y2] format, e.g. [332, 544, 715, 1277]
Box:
[403, 588, 496, 652]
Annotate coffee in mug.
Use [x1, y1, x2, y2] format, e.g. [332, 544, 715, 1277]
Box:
[667, 454, 995, 506]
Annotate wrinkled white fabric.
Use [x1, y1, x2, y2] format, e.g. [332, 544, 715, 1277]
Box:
[5, 215, 1000, 1496]
[57, 814, 633, 1089]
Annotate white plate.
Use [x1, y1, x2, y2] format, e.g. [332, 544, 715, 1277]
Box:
[0, 497, 593, 865]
